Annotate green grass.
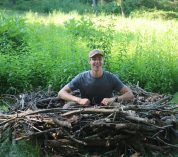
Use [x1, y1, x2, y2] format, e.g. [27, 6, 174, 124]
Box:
[0, 141, 42, 157]
[171, 92, 178, 104]
[0, 9, 178, 95]
[111, 17, 178, 93]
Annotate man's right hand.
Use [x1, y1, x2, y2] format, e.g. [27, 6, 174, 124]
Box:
[76, 98, 90, 106]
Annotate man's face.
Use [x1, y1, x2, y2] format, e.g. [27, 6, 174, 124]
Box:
[89, 55, 104, 71]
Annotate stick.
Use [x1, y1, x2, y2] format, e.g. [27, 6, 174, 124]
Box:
[62, 108, 127, 117]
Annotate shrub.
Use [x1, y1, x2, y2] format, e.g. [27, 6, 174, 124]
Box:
[130, 9, 178, 20]
[0, 12, 30, 94]
[0, 12, 29, 56]
[64, 17, 114, 69]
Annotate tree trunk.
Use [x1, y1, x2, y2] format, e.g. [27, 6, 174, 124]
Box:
[120, 0, 125, 17]
[12, 0, 16, 5]
[100, 0, 104, 6]
[92, 0, 97, 9]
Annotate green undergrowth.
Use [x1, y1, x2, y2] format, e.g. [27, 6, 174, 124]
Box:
[171, 92, 178, 104]
[0, 10, 178, 95]
[0, 141, 42, 157]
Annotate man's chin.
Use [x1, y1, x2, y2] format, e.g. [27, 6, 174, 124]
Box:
[93, 68, 102, 72]
[94, 66, 101, 69]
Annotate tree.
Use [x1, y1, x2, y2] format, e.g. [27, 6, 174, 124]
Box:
[120, 0, 124, 16]
[115, 0, 125, 16]
[10, 0, 17, 5]
[92, 0, 97, 9]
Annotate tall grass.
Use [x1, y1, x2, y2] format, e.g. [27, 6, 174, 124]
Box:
[110, 17, 178, 93]
[0, 10, 178, 95]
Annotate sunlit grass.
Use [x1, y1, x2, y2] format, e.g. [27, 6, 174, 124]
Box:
[25, 10, 81, 26]
[1, 9, 178, 94]
[22, 10, 178, 44]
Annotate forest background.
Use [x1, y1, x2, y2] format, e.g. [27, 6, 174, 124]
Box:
[0, 0, 178, 156]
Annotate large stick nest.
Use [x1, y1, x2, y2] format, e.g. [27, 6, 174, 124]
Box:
[0, 85, 178, 157]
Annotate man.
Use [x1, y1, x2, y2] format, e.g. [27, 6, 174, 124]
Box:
[58, 49, 134, 108]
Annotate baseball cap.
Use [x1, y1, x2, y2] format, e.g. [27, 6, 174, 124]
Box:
[89, 49, 103, 58]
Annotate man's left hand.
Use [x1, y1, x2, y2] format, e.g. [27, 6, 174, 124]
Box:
[101, 98, 115, 105]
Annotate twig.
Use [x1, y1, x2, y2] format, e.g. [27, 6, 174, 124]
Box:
[156, 137, 178, 148]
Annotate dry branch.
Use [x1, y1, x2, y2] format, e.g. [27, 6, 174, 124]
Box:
[0, 85, 177, 156]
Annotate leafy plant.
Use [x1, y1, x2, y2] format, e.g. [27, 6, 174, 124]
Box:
[0, 10, 177, 95]
[0, 141, 41, 157]
[0, 12, 29, 56]
[65, 17, 114, 69]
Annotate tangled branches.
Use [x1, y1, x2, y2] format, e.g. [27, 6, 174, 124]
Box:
[0, 85, 178, 156]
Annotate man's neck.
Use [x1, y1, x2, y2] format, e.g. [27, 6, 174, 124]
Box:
[90, 70, 103, 78]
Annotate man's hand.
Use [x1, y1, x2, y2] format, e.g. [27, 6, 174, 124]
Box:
[76, 98, 90, 106]
[101, 97, 115, 106]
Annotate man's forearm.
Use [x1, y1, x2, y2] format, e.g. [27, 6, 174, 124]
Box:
[58, 91, 79, 103]
[58, 91, 90, 106]
[117, 91, 134, 102]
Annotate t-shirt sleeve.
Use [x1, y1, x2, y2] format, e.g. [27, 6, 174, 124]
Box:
[67, 74, 81, 91]
[111, 73, 124, 91]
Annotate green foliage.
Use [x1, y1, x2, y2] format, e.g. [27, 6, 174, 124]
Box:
[0, 12, 29, 55]
[121, 0, 178, 16]
[0, 54, 30, 94]
[114, 0, 155, 15]
[0, 141, 41, 157]
[64, 17, 114, 69]
[97, 1, 120, 14]
[118, 0, 177, 16]
[0, 8, 177, 157]
[130, 50, 177, 93]
[131, 9, 178, 20]
[156, 0, 178, 12]
[1, 0, 177, 16]
[0, 12, 30, 94]
[1, 0, 92, 14]
[24, 18, 89, 92]
[0, 9, 178, 95]
[111, 29, 178, 93]
[64, 17, 95, 38]
[170, 92, 178, 104]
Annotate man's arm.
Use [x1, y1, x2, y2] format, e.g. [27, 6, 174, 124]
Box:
[101, 86, 134, 105]
[58, 85, 90, 106]
[117, 86, 134, 102]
